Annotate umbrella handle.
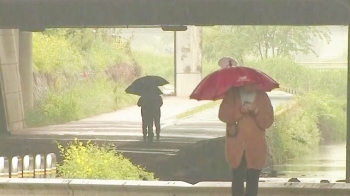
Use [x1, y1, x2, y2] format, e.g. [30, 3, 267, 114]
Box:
[228, 60, 233, 67]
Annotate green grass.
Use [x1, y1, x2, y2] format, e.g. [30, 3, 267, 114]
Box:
[175, 101, 220, 120]
[25, 76, 138, 127]
[134, 50, 174, 83]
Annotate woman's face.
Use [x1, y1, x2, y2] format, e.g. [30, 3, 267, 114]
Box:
[241, 84, 257, 93]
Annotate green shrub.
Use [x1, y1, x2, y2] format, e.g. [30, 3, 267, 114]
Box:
[82, 37, 130, 71]
[134, 50, 174, 83]
[267, 100, 320, 164]
[267, 91, 346, 163]
[296, 92, 346, 142]
[25, 75, 138, 127]
[245, 57, 347, 98]
[246, 57, 311, 90]
[202, 60, 219, 77]
[246, 58, 346, 143]
[57, 139, 156, 180]
[33, 33, 83, 73]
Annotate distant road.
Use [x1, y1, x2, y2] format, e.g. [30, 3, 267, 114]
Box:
[299, 62, 347, 69]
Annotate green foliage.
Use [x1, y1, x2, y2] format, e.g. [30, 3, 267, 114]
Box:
[245, 57, 309, 90]
[82, 40, 128, 71]
[268, 91, 346, 164]
[246, 57, 347, 97]
[57, 139, 156, 180]
[33, 33, 83, 73]
[296, 92, 346, 142]
[267, 101, 320, 164]
[134, 50, 174, 83]
[27, 29, 164, 127]
[239, 57, 347, 162]
[203, 26, 330, 62]
[26, 76, 138, 127]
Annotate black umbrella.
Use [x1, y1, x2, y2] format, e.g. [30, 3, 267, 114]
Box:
[125, 84, 163, 96]
[132, 75, 169, 86]
[125, 75, 169, 96]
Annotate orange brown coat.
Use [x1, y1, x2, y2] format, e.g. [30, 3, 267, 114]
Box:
[218, 89, 274, 170]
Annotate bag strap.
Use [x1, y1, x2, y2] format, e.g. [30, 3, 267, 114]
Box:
[227, 88, 244, 138]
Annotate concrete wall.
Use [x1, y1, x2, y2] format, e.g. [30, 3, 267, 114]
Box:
[175, 26, 202, 97]
[0, 29, 25, 132]
[0, 179, 349, 196]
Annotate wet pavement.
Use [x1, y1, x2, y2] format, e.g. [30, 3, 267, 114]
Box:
[275, 143, 346, 180]
[9, 91, 292, 141]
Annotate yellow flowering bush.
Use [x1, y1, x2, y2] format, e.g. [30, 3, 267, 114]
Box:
[57, 139, 156, 180]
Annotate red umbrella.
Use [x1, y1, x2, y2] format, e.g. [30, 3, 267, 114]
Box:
[190, 66, 279, 101]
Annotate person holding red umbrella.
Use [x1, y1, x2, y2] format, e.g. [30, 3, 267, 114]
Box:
[219, 84, 274, 196]
[190, 63, 278, 196]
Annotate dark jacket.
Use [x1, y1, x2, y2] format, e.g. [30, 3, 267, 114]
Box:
[137, 95, 163, 117]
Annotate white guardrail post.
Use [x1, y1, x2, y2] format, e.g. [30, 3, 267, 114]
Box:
[34, 154, 45, 178]
[0, 153, 58, 179]
[11, 156, 22, 178]
[23, 155, 34, 178]
[0, 156, 9, 178]
[45, 153, 57, 178]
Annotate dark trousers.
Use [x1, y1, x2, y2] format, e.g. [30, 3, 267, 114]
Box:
[232, 153, 261, 196]
[141, 110, 161, 138]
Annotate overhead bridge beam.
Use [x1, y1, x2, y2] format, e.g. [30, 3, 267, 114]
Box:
[1, 0, 350, 29]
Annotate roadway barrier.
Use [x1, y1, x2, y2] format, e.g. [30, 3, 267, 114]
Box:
[0, 153, 57, 178]
[23, 155, 34, 178]
[0, 157, 9, 178]
[279, 87, 299, 95]
[11, 156, 22, 178]
[34, 154, 45, 178]
[0, 179, 349, 196]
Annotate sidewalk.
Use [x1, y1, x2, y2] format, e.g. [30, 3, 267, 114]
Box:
[12, 96, 211, 136]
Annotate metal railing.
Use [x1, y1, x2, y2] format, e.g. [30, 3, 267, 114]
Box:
[278, 87, 299, 95]
[0, 153, 57, 178]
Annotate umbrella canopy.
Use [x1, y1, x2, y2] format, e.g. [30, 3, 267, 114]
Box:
[125, 75, 169, 96]
[132, 75, 169, 87]
[125, 84, 163, 96]
[190, 66, 279, 101]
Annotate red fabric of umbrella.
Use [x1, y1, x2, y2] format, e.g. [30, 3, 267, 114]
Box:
[190, 66, 279, 101]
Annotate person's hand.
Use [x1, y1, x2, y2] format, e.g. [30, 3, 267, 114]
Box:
[240, 104, 250, 113]
[248, 103, 259, 115]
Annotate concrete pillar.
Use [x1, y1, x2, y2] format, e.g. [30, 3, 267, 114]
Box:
[0, 80, 8, 134]
[18, 31, 33, 109]
[174, 26, 202, 97]
[0, 29, 25, 132]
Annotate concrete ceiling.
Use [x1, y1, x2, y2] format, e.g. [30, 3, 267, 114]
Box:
[0, 0, 350, 29]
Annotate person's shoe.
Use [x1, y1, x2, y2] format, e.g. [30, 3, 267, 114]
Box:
[143, 135, 147, 142]
[156, 134, 160, 141]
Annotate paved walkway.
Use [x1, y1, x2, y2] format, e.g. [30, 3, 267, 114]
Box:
[11, 90, 292, 138]
[13, 96, 211, 136]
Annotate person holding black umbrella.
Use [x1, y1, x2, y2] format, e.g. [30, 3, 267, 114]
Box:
[125, 75, 169, 142]
[137, 89, 163, 142]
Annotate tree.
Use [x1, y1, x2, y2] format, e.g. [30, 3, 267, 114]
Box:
[203, 26, 331, 62]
